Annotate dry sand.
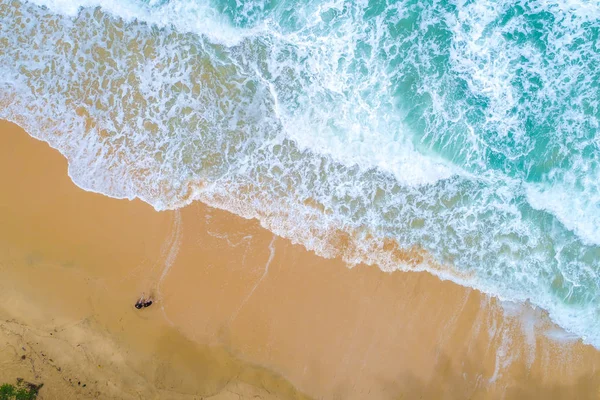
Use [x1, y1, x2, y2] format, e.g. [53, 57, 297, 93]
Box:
[1, 118, 600, 399]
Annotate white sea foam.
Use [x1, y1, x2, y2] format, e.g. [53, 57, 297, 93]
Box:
[526, 179, 600, 247]
[25, 0, 252, 46]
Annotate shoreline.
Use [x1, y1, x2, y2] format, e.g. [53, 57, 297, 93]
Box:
[2, 118, 600, 399]
[1, 117, 575, 351]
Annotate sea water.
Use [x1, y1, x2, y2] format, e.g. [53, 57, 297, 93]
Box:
[1, 0, 599, 347]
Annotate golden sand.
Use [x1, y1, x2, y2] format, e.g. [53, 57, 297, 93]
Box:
[1, 119, 600, 399]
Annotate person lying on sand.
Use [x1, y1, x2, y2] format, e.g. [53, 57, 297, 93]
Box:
[135, 298, 144, 309]
[135, 294, 153, 309]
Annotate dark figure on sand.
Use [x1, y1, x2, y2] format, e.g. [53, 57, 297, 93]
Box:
[135, 295, 153, 309]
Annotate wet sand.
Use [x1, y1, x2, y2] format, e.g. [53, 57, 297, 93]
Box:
[1, 118, 600, 399]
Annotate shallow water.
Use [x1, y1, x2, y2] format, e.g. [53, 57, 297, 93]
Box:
[1, 0, 599, 347]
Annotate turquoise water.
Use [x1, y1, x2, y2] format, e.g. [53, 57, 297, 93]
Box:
[1, 0, 600, 346]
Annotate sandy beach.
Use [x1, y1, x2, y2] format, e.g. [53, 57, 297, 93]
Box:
[1, 118, 600, 399]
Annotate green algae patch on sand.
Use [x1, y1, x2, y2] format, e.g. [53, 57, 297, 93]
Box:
[0, 380, 43, 400]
